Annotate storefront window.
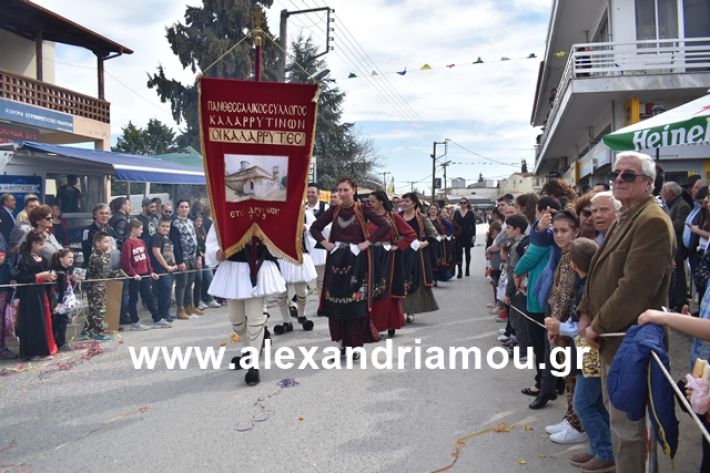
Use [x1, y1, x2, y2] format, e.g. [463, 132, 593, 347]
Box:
[45, 174, 104, 214]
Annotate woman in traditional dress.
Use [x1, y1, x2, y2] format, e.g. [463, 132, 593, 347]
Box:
[16, 231, 58, 361]
[453, 197, 477, 278]
[310, 178, 390, 358]
[206, 228, 285, 386]
[427, 204, 454, 283]
[367, 190, 417, 338]
[400, 193, 439, 322]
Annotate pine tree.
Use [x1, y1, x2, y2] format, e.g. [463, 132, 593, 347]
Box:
[147, 0, 279, 148]
[112, 119, 176, 155]
[288, 36, 379, 189]
[112, 121, 144, 154]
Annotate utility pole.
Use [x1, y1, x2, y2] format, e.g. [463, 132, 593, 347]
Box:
[406, 181, 417, 192]
[278, 7, 334, 82]
[381, 171, 391, 190]
[431, 140, 448, 203]
[440, 160, 452, 202]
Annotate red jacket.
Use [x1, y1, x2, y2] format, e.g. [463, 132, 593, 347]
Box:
[120, 238, 153, 276]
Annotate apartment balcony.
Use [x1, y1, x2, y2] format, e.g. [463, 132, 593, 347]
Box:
[0, 69, 110, 123]
[535, 37, 710, 172]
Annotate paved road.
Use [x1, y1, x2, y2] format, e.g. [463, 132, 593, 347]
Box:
[0, 229, 703, 472]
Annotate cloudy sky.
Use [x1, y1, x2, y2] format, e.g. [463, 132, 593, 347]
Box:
[33, 0, 551, 193]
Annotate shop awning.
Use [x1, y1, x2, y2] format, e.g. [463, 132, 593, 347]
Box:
[12, 141, 205, 185]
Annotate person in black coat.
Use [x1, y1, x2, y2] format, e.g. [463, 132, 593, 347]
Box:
[453, 198, 477, 277]
[0, 193, 17, 244]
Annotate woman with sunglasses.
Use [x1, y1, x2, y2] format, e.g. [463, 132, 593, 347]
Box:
[20, 205, 63, 261]
[574, 193, 596, 239]
[453, 197, 476, 278]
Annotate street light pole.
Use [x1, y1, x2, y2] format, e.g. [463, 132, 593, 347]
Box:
[381, 171, 391, 190]
[441, 160, 451, 202]
[431, 140, 447, 203]
[277, 7, 334, 82]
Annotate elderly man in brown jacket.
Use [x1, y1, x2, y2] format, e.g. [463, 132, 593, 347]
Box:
[579, 151, 675, 473]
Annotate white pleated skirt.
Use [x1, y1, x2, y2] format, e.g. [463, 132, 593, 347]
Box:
[278, 253, 318, 284]
[208, 260, 286, 300]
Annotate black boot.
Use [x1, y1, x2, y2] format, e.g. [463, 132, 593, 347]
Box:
[457, 264, 463, 279]
[387, 329, 395, 338]
[230, 355, 243, 370]
[245, 367, 260, 386]
[298, 316, 314, 331]
[465, 265, 470, 277]
[273, 322, 293, 335]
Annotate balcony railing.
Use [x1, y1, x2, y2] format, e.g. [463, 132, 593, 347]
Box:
[537, 37, 710, 163]
[0, 70, 110, 124]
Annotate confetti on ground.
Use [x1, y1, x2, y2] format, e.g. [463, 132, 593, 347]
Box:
[298, 416, 304, 421]
[235, 379, 300, 432]
[1, 339, 120, 379]
[427, 423, 534, 473]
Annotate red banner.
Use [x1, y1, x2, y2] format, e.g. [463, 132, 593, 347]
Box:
[198, 77, 319, 263]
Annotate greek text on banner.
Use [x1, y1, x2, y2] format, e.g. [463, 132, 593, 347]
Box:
[209, 128, 306, 146]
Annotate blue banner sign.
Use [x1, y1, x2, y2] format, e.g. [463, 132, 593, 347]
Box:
[0, 98, 73, 133]
[0, 175, 43, 212]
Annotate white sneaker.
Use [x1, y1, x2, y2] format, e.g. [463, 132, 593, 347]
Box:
[198, 301, 208, 310]
[498, 328, 506, 335]
[132, 322, 151, 331]
[153, 319, 173, 329]
[208, 300, 222, 308]
[497, 334, 510, 342]
[489, 307, 500, 315]
[486, 302, 496, 308]
[549, 425, 588, 444]
[545, 418, 571, 435]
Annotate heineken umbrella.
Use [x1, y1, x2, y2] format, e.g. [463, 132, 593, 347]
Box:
[603, 93, 710, 152]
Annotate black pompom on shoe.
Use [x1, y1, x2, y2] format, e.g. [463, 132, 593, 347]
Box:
[230, 355, 243, 371]
[273, 323, 294, 335]
[245, 368, 260, 386]
[298, 317, 314, 331]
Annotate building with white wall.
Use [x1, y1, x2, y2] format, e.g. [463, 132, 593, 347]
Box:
[498, 172, 543, 197]
[1, 0, 132, 150]
[531, 0, 710, 189]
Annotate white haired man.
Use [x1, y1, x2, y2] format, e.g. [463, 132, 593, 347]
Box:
[580, 151, 675, 473]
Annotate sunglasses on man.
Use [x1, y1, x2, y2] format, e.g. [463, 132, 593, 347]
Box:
[608, 170, 646, 183]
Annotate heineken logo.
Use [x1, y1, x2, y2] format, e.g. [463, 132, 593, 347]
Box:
[632, 117, 710, 151]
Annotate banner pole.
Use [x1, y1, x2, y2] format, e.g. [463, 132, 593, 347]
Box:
[253, 11, 263, 82]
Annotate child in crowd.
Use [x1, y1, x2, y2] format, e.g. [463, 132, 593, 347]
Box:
[151, 216, 178, 323]
[50, 248, 79, 349]
[486, 221, 502, 309]
[562, 237, 615, 472]
[0, 233, 16, 359]
[121, 220, 165, 329]
[503, 214, 530, 358]
[16, 231, 57, 360]
[537, 211, 585, 445]
[85, 231, 123, 338]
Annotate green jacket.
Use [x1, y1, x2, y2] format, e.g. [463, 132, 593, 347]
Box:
[514, 243, 551, 314]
